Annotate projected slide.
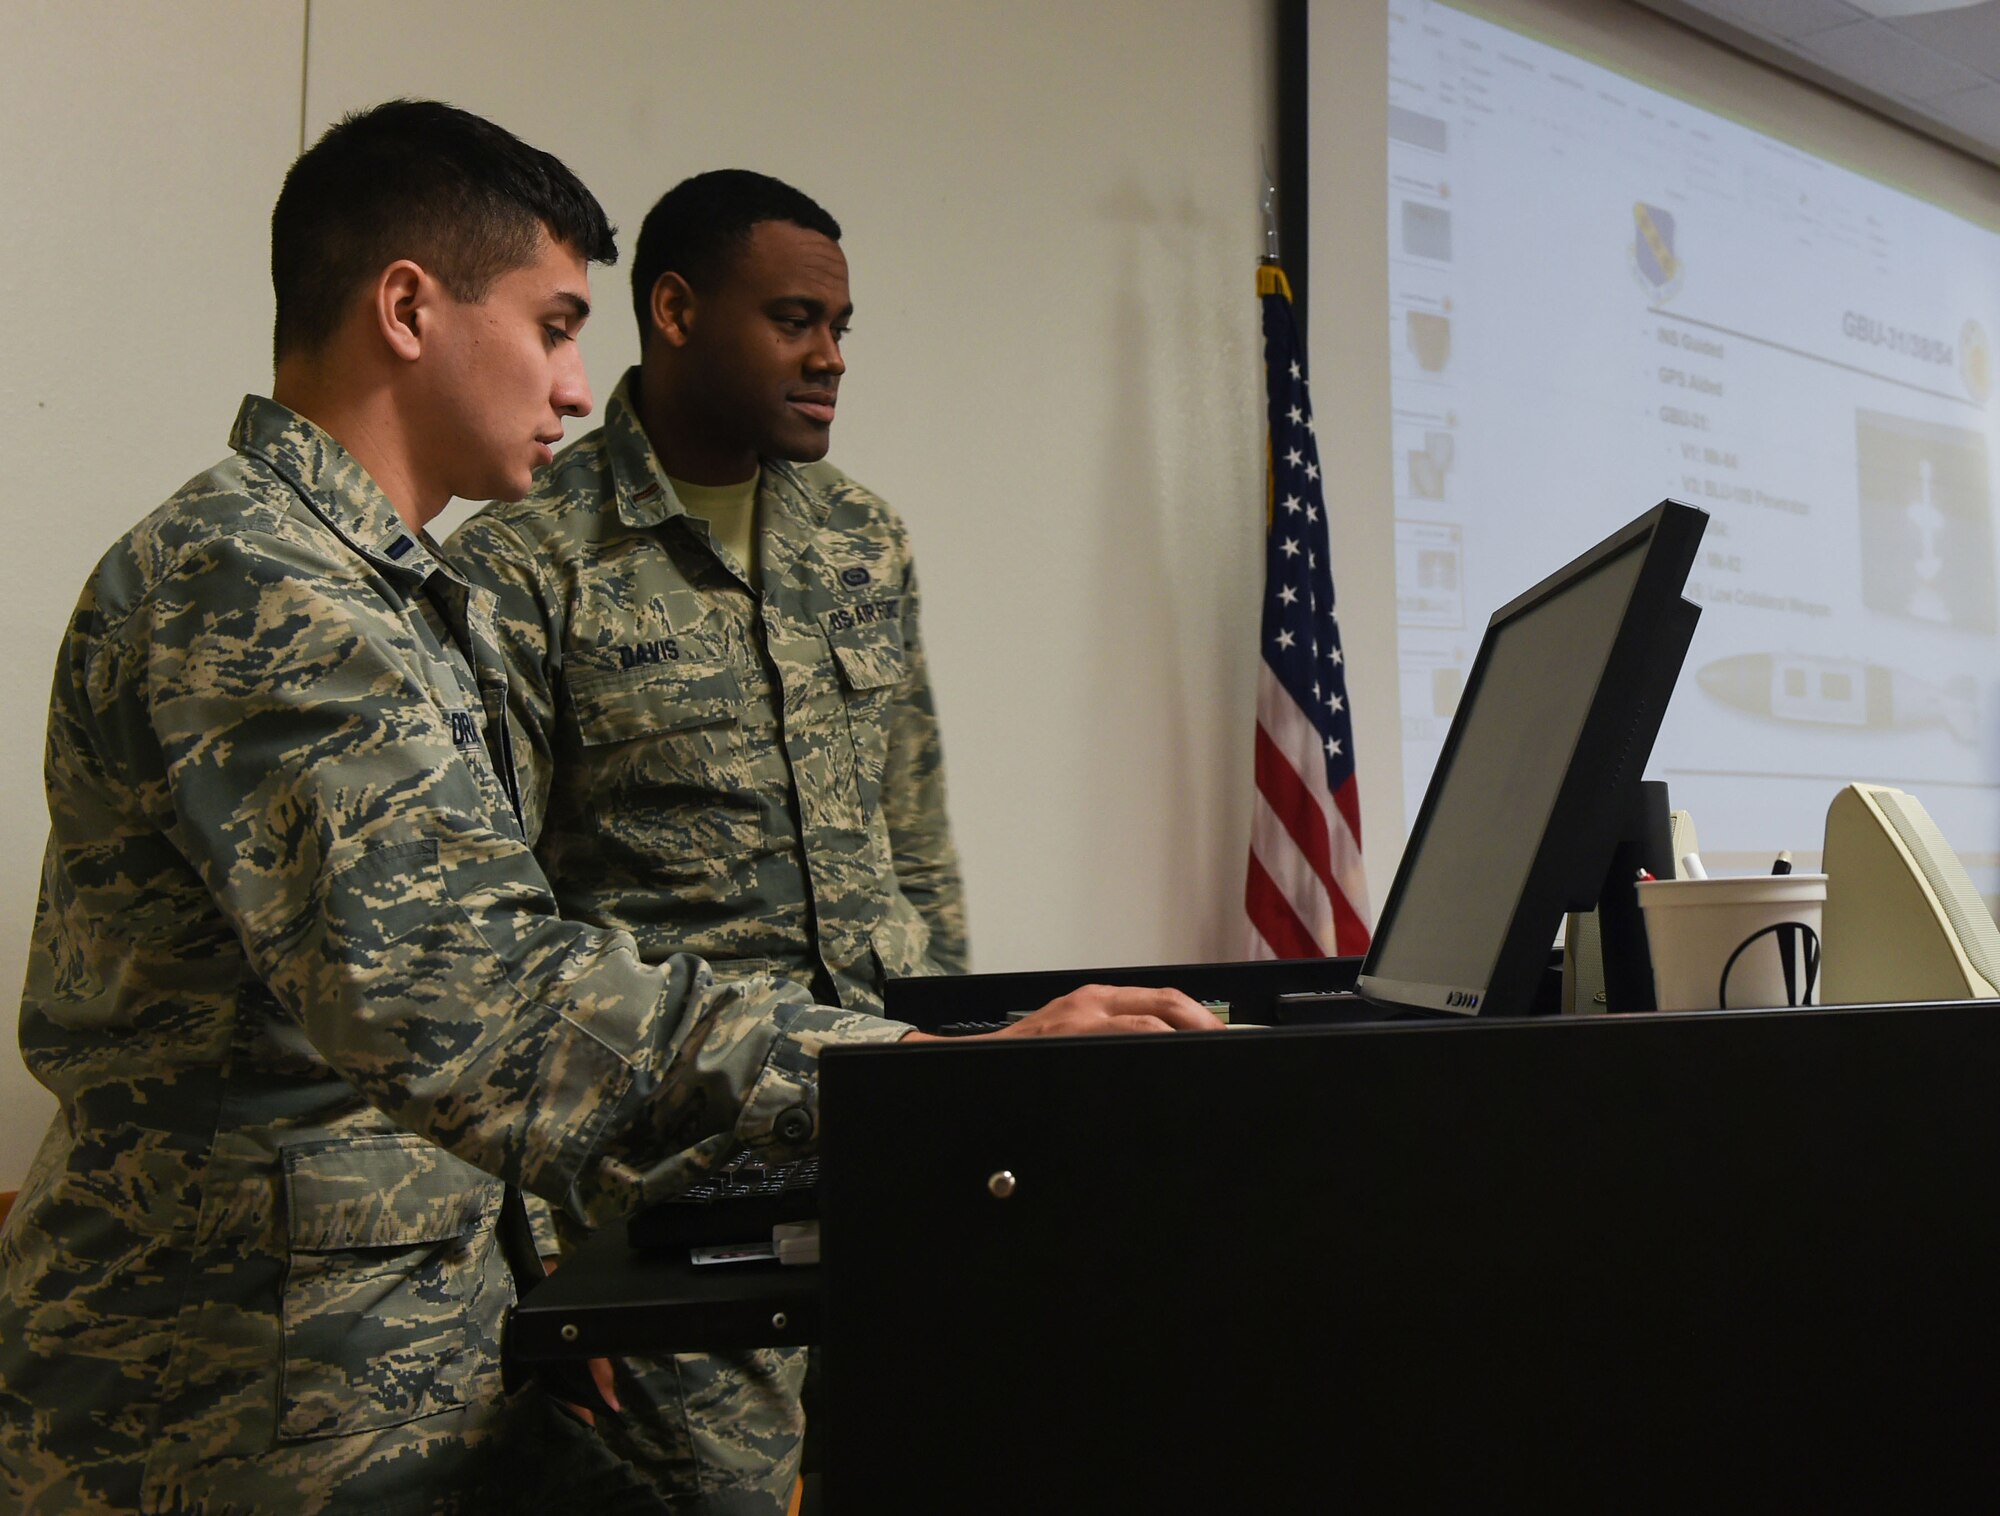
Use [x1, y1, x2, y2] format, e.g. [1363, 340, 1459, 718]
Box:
[1385, 0, 2000, 882]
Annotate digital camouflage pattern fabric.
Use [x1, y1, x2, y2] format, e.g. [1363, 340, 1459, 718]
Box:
[447, 369, 967, 1002]
[0, 397, 909, 1515]
[446, 368, 967, 1508]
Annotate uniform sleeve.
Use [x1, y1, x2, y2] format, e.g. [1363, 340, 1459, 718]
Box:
[524, 1191, 561, 1257]
[884, 563, 970, 973]
[79, 529, 909, 1229]
[440, 511, 561, 845]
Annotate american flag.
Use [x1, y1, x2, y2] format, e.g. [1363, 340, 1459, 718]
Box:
[1245, 263, 1371, 958]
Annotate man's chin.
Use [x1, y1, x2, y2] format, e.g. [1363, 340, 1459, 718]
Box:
[482, 467, 539, 505]
[775, 429, 834, 464]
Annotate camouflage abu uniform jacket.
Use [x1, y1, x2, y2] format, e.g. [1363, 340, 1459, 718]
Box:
[446, 369, 968, 1010]
[0, 397, 907, 1516]
[445, 370, 967, 1507]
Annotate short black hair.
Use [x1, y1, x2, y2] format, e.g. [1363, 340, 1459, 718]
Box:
[629, 170, 842, 342]
[272, 99, 618, 361]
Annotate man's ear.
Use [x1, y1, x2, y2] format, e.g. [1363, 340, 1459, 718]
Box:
[374, 259, 432, 362]
[649, 272, 697, 350]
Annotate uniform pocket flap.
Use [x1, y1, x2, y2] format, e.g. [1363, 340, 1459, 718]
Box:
[566, 657, 744, 747]
[284, 1134, 496, 1252]
[829, 624, 907, 692]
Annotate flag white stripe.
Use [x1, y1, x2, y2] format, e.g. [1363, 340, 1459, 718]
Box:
[1328, 803, 1367, 919]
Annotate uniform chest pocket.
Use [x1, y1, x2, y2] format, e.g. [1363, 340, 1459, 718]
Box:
[828, 622, 905, 693]
[277, 1134, 506, 1443]
[563, 649, 769, 856]
[566, 651, 743, 746]
[826, 620, 907, 815]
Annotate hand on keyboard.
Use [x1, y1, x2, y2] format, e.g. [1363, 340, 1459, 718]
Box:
[905, 985, 1223, 1041]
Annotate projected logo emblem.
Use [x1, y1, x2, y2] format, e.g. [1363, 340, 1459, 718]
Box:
[1962, 320, 1991, 405]
[1631, 203, 1683, 303]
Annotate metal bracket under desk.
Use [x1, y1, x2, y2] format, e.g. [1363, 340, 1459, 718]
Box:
[506, 1225, 819, 1363]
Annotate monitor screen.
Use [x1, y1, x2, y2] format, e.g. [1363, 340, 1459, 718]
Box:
[1360, 500, 1706, 1015]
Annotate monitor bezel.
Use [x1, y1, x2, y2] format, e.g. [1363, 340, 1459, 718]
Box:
[1358, 499, 1707, 1016]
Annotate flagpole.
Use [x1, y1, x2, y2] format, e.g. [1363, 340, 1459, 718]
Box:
[1261, 154, 1281, 266]
[1259, 161, 1283, 527]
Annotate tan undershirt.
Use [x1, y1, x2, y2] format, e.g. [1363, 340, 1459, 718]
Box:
[669, 468, 761, 582]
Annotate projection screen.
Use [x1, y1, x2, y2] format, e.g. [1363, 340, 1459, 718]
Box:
[1336, 0, 2000, 893]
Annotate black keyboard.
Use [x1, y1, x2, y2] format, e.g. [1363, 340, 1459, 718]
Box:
[626, 1154, 821, 1250]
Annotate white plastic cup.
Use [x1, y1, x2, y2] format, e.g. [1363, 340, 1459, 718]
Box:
[1636, 874, 1826, 1012]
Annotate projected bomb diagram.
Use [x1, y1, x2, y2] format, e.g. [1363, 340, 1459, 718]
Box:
[1696, 410, 1993, 747]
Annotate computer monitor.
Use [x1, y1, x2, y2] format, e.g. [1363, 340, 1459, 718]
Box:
[1359, 499, 1707, 1016]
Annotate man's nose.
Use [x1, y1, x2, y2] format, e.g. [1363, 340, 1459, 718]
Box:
[808, 326, 846, 378]
[555, 346, 593, 418]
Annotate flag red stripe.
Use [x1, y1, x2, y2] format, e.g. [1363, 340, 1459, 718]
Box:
[1245, 853, 1322, 959]
[1254, 724, 1338, 902]
[1331, 772, 1363, 851]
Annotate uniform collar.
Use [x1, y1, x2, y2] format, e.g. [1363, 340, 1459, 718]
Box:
[603, 368, 826, 534]
[229, 394, 451, 582]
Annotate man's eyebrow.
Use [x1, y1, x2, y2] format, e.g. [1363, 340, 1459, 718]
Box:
[552, 290, 591, 321]
[770, 295, 856, 320]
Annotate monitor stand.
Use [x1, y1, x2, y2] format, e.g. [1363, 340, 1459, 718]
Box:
[1597, 778, 1673, 1014]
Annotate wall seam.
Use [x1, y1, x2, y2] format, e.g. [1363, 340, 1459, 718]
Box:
[298, 0, 311, 154]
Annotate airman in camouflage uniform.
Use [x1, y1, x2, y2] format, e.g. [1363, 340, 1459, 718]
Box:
[0, 105, 913, 1516]
[0, 393, 908, 1515]
[447, 172, 965, 1510]
[448, 384, 963, 1003]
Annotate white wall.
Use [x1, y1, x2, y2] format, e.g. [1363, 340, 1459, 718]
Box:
[0, 0, 1277, 1183]
[0, 2, 306, 1183]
